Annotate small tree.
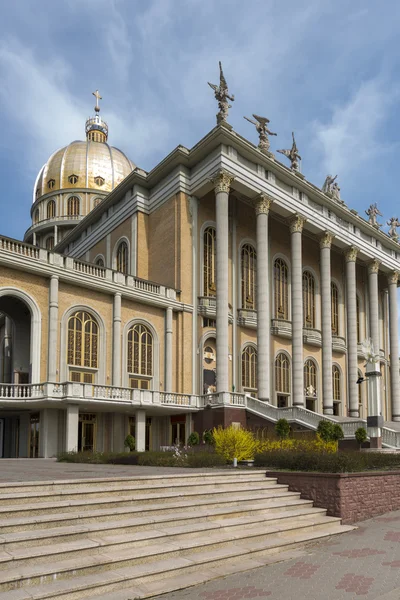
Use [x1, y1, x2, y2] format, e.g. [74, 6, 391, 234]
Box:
[213, 426, 257, 461]
[331, 423, 344, 442]
[275, 418, 291, 442]
[355, 427, 367, 450]
[124, 434, 136, 452]
[203, 430, 215, 445]
[317, 420, 334, 442]
[187, 431, 200, 446]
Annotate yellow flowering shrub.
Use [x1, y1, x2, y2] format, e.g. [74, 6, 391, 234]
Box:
[212, 426, 258, 461]
[255, 434, 337, 454]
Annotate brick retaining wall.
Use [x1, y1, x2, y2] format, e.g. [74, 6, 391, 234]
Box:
[266, 470, 400, 524]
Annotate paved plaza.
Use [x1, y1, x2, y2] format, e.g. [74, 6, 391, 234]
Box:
[150, 510, 400, 600]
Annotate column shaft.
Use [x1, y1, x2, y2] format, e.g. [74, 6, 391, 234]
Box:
[345, 247, 359, 417]
[368, 260, 380, 354]
[320, 233, 333, 414]
[65, 404, 79, 452]
[213, 171, 234, 392]
[47, 275, 59, 381]
[112, 293, 122, 386]
[165, 306, 173, 392]
[254, 195, 272, 401]
[290, 216, 305, 407]
[135, 409, 146, 452]
[388, 272, 400, 420]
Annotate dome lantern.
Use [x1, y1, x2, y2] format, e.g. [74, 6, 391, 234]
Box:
[85, 90, 108, 143]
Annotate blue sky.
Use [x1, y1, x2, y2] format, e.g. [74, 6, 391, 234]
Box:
[0, 0, 400, 240]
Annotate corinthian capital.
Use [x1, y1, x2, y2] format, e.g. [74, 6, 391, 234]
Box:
[319, 231, 334, 250]
[344, 246, 359, 262]
[368, 259, 380, 275]
[211, 170, 235, 194]
[388, 271, 399, 285]
[289, 214, 306, 234]
[253, 193, 273, 216]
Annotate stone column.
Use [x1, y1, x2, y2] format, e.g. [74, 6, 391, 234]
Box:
[32, 232, 36, 246]
[212, 170, 234, 393]
[345, 246, 359, 417]
[47, 275, 59, 381]
[368, 259, 381, 355]
[65, 404, 79, 452]
[320, 232, 334, 414]
[54, 225, 58, 246]
[289, 215, 306, 407]
[112, 293, 122, 386]
[18, 413, 30, 457]
[388, 271, 400, 421]
[3, 317, 12, 383]
[135, 409, 146, 452]
[39, 408, 58, 457]
[165, 306, 173, 392]
[254, 194, 273, 401]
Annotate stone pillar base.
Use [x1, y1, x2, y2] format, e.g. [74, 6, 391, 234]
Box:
[370, 437, 382, 449]
[323, 408, 334, 415]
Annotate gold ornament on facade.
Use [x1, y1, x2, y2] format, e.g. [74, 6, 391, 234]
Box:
[388, 271, 399, 285]
[368, 259, 380, 274]
[211, 170, 235, 194]
[345, 246, 359, 262]
[289, 214, 306, 234]
[253, 193, 273, 216]
[319, 231, 334, 249]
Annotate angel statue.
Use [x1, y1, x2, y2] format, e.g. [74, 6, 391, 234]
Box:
[322, 174, 337, 194]
[277, 132, 301, 171]
[387, 217, 400, 241]
[360, 338, 380, 365]
[365, 203, 383, 228]
[208, 61, 235, 125]
[244, 114, 277, 154]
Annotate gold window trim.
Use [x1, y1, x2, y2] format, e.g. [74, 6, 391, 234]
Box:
[67, 196, 80, 217]
[203, 227, 216, 297]
[241, 244, 256, 309]
[274, 258, 288, 319]
[302, 271, 315, 328]
[116, 241, 128, 275]
[331, 282, 339, 334]
[241, 345, 257, 390]
[275, 353, 290, 394]
[67, 311, 99, 369]
[127, 323, 153, 378]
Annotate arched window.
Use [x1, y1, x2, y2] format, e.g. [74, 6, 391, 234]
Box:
[47, 200, 56, 219]
[116, 241, 128, 275]
[241, 244, 256, 309]
[303, 271, 315, 328]
[67, 196, 80, 217]
[356, 296, 361, 343]
[331, 282, 339, 335]
[241, 345, 257, 391]
[275, 353, 290, 395]
[67, 311, 98, 382]
[274, 258, 289, 319]
[304, 359, 317, 400]
[95, 256, 104, 267]
[45, 236, 54, 250]
[203, 226, 216, 297]
[34, 209, 39, 224]
[127, 323, 153, 389]
[333, 365, 341, 401]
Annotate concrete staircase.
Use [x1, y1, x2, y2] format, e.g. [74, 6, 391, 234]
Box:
[0, 470, 354, 600]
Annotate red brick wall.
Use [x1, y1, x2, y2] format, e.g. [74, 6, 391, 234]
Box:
[266, 471, 400, 524]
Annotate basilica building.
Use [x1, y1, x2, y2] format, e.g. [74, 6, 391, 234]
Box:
[1, 76, 400, 458]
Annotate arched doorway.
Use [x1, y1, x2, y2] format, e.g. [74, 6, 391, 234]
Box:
[201, 337, 216, 394]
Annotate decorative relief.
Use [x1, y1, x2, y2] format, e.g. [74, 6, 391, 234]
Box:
[344, 246, 359, 262]
[254, 194, 273, 216]
[368, 259, 380, 274]
[289, 214, 306, 234]
[388, 271, 399, 285]
[211, 170, 235, 194]
[319, 231, 334, 249]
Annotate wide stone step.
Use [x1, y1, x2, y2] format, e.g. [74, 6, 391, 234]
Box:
[0, 514, 346, 591]
[0, 507, 329, 568]
[0, 478, 278, 506]
[0, 524, 354, 600]
[0, 493, 309, 534]
[0, 470, 268, 494]
[0, 504, 324, 551]
[0, 485, 292, 519]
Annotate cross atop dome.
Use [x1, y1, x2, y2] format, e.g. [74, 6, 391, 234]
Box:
[92, 90, 102, 113]
[86, 91, 108, 142]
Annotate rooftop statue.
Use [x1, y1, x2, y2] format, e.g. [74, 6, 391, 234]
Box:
[244, 114, 277, 155]
[277, 132, 301, 171]
[387, 217, 400, 241]
[322, 174, 337, 194]
[360, 338, 380, 365]
[208, 61, 235, 125]
[366, 203, 383, 228]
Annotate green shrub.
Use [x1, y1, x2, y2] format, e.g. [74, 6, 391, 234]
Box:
[186, 452, 227, 468]
[124, 434, 136, 451]
[108, 452, 139, 465]
[332, 423, 344, 441]
[137, 451, 176, 467]
[355, 427, 368, 448]
[254, 450, 400, 472]
[57, 451, 111, 464]
[275, 418, 290, 441]
[317, 420, 334, 442]
[203, 430, 215, 445]
[187, 431, 200, 446]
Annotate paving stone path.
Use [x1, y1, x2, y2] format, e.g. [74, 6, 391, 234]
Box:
[151, 510, 400, 600]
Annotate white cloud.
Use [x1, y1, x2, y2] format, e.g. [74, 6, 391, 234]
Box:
[312, 77, 400, 176]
